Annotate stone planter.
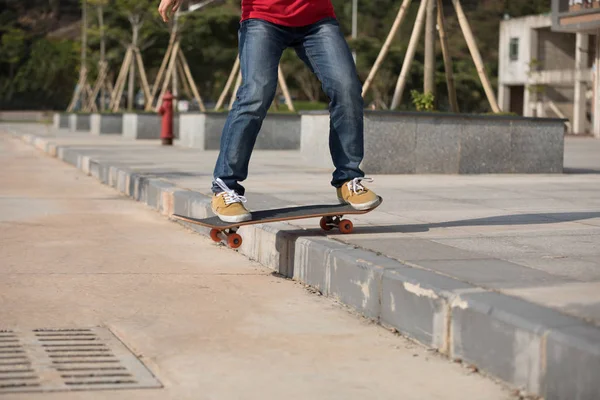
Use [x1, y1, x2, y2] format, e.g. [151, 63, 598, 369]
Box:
[179, 112, 301, 150]
[123, 113, 179, 140]
[90, 113, 123, 135]
[301, 111, 565, 174]
[53, 113, 69, 129]
[68, 113, 91, 132]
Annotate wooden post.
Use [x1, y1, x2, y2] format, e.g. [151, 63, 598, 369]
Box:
[278, 65, 295, 112]
[451, 0, 500, 113]
[229, 71, 242, 109]
[146, 30, 177, 110]
[155, 41, 180, 111]
[437, 0, 458, 112]
[67, 67, 87, 112]
[176, 59, 194, 100]
[127, 20, 140, 111]
[424, 0, 435, 94]
[134, 48, 152, 107]
[109, 47, 133, 111]
[98, 4, 106, 111]
[85, 62, 107, 112]
[390, 0, 429, 110]
[215, 56, 240, 110]
[362, 0, 413, 97]
[178, 51, 206, 111]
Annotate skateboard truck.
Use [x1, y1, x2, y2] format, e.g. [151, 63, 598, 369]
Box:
[209, 228, 243, 249]
[208, 215, 355, 249]
[319, 215, 354, 234]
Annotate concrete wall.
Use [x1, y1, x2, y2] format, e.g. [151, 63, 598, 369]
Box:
[75, 114, 91, 131]
[90, 113, 123, 135]
[538, 27, 577, 70]
[499, 15, 552, 87]
[301, 111, 565, 174]
[123, 113, 179, 140]
[58, 113, 69, 129]
[68, 114, 91, 132]
[179, 112, 301, 150]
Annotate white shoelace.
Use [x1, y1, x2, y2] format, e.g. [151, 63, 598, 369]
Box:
[347, 177, 373, 194]
[215, 178, 247, 205]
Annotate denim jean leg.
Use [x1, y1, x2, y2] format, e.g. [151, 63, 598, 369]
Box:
[293, 18, 365, 188]
[212, 20, 290, 195]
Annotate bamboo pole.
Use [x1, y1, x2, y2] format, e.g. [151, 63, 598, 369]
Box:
[85, 62, 107, 112]
[278, 65, 295, 112]
[424, 0, 435, 94]
[110, 48, 133, 111]
[146, 30, 177, 110]
[98, 5, 106, 111]
[67, 67, 87, 111]
[362, 0, 413, 97]
[134, 48, 152, 107]
[215, 56, 240, 110]
[109, 47, 133, 110]
[155, 41, 180, 111]
[451, 0, 499, 112]
[437, 0, 458, 112]
[229, 71, 242, 109]
[390, 0, 429, 109]
[176, 59, 193, 100]
[178, 51, 206, 111]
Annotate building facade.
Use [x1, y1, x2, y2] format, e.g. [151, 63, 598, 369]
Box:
[498, 2, 600, 137]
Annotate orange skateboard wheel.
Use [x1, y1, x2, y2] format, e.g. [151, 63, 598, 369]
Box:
[228, 233, 243, 249]
[320, 216, 333, 231]
[210, 228, 221, 243]
[339, 219, 353, 234]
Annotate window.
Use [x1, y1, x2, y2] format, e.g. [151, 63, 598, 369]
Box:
[509, 38, 519, 61]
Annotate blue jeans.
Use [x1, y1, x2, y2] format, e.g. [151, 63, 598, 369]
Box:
[212, 17, 365, 195]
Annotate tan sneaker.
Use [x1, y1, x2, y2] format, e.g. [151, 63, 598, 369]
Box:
[337, 178, 381, 210]
[211, 178, 251, 223]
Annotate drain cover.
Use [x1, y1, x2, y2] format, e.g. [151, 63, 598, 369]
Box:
[0, 328, 161, 393]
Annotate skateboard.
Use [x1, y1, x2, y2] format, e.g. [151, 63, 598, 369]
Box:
[172, 197, 382, 248]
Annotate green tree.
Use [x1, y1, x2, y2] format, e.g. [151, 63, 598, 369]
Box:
[11, 38, 79, 109]
[0, 27, 26, 80]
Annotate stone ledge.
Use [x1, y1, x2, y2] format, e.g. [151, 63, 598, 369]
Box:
[123, 113, 179, 140]
[90, 113, 122, 135]
[301, 111, 565, 174]
[179, 112, 301, 150]
[8, 129, 599, 400]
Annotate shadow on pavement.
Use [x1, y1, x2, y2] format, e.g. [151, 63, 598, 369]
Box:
[350, 211, 600, 235]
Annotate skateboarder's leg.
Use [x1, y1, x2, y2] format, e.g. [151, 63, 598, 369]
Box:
[212, 20, 289, 196]
[294, 18, 380, 210]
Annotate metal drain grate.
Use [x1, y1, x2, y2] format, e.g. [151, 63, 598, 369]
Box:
[0, 327, 161, 393]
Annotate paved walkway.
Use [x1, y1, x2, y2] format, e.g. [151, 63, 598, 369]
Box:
[3, 123, 600, 399]
[0, 132, 513, 399]
[9, 124, 600, 323]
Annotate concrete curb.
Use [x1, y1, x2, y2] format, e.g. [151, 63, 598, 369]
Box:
[10, 130, 600, 400]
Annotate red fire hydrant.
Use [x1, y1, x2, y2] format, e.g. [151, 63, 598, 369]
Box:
[158, 91, 174, 146]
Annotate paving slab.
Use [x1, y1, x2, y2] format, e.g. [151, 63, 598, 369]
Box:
[3, 123, 600, 399]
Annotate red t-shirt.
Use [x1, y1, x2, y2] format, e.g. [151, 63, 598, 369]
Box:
[241, 0, 336, 27]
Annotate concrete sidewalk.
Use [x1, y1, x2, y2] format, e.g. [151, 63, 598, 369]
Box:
[1, 135, 514, 400]
[3, 123, 600, 399]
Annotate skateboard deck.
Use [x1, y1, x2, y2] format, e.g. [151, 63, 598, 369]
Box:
[172, 197, 382, 248]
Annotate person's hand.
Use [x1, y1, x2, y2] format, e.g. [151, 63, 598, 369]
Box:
[158, 0, 182, 22]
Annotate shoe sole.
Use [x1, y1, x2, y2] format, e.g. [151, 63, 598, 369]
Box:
[337, 196, 382, 211]
[213, 212, 252, 223]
